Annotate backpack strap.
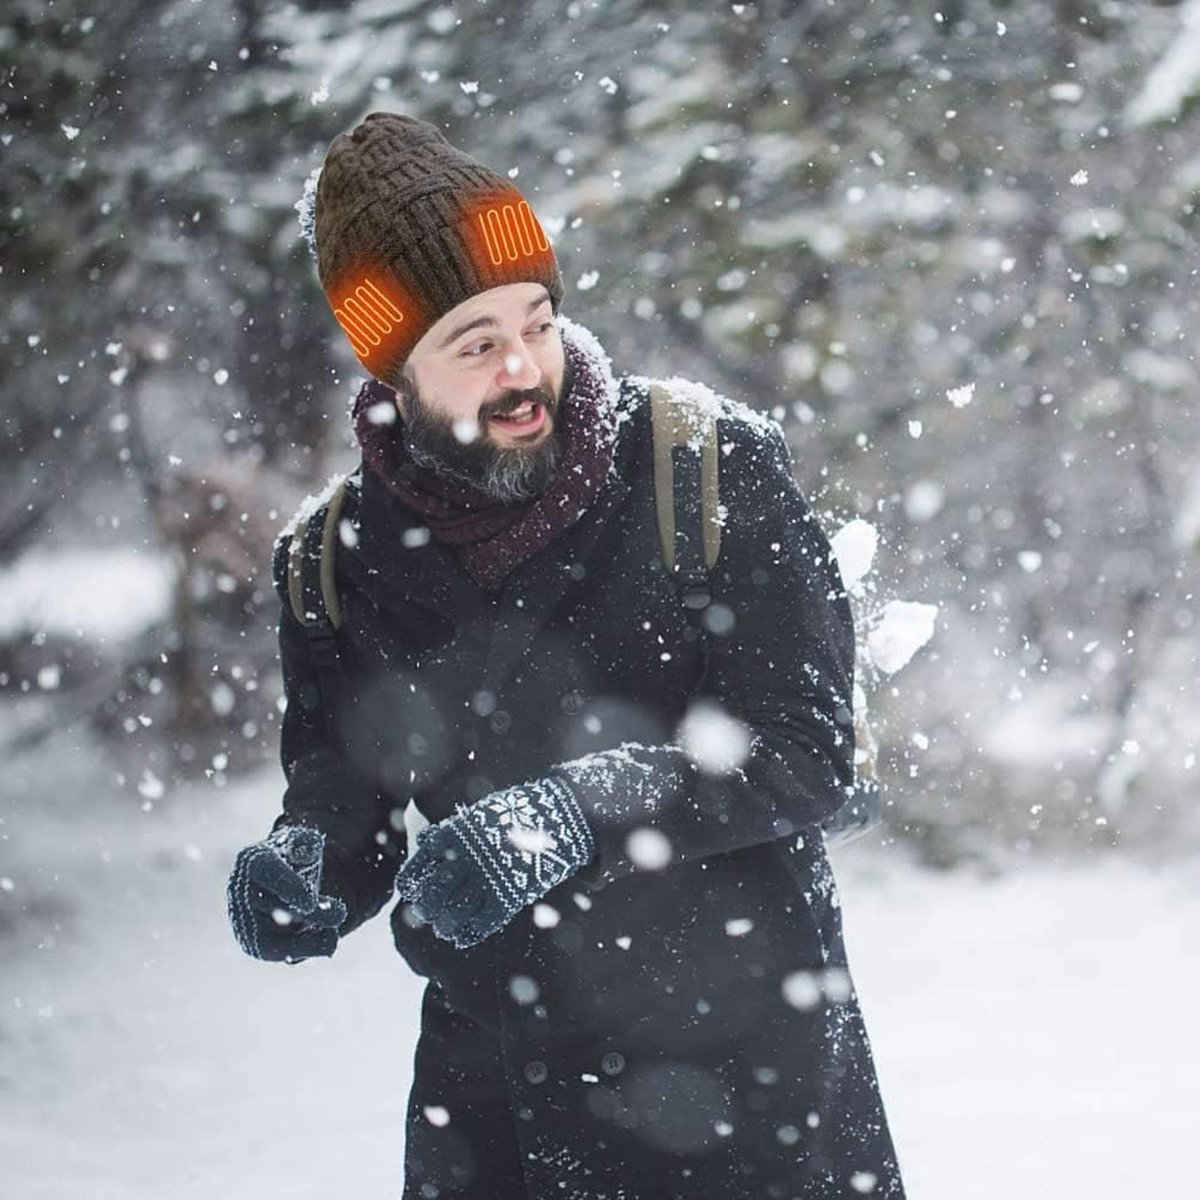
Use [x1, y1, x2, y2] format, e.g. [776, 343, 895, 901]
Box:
[284, 477, 350, 738]
[648, 380, 721, 608]
[647, 379, 883, 846]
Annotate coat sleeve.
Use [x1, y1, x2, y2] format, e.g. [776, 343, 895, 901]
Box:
[551, 414, 857, 890]
[268, 533, 406, 935]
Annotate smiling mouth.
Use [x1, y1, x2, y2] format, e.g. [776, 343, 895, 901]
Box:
[489, 401, 548, 435]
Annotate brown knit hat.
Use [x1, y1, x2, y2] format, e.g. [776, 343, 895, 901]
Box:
[311, 111, 565, 386]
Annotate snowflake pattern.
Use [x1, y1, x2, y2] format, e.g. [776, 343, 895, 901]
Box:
[465, 777, 592, 893]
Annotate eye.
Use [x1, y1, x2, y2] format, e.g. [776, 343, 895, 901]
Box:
[457, 322, 553, 361]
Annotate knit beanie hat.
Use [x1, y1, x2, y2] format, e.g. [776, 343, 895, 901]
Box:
[301, 111, 566, 387]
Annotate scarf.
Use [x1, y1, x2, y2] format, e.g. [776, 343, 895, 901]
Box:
[351, 316, 622, 592]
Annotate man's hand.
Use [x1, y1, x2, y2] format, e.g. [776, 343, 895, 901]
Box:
[394, 776, 595, 949]
[227, 826, 347, 963]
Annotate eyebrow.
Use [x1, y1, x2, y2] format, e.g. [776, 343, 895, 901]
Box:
[436, 288, 553, 351]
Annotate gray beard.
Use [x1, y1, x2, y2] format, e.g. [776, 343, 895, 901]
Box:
[396, 377, 563, 505]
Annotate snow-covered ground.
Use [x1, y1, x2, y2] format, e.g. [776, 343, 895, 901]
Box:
[3, 757, 1196, 1199]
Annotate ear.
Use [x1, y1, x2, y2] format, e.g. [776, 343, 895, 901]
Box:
[392, 363, 416, 417]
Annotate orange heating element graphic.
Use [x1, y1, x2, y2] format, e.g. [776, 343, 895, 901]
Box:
[332, 276, 408, 361]
[474, 199, 551, 265]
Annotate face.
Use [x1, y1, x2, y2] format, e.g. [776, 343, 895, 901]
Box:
[394, 282, 567, 504]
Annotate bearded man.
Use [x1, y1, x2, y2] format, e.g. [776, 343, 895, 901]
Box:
[226, 111, 906, 1200]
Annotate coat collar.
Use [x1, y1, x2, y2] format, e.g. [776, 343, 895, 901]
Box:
[354, 377, 646, 696]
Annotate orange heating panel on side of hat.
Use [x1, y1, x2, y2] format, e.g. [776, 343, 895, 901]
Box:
[328, 270, 419, 376]
[464, 196, 554, 268]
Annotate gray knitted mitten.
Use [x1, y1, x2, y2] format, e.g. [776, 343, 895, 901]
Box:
[394, 777, 595, 949]
[227, 826, 347, 963]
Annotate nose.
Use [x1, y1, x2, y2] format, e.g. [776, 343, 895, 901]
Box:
[497, 343, 542, 391]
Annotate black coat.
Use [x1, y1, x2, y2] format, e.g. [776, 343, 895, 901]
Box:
[269, 360, 906, 1199]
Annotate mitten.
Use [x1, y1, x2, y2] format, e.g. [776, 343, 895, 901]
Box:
[226, 826, 347, 963]
[394, 776, 595, 949]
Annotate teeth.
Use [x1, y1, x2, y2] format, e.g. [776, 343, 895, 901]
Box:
[496, 403, 536, 423]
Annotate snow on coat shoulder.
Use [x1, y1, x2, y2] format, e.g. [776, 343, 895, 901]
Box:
[622, 369, 782, 451]
[271, 467, 362, 558]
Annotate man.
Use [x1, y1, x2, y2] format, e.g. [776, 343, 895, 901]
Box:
[227, 111, 906, 1199]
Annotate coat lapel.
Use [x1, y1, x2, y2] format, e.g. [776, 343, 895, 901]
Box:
[357, 469, 501, 636]
[479, 468, 632, 698]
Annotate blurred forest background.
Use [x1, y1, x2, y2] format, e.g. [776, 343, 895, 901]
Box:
[3, 0, 1199, 871]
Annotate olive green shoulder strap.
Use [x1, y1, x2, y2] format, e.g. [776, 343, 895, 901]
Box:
[647, 380, 721, 592]
[286, 476, 350, 637]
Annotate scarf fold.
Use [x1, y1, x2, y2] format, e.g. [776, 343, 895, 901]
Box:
[351, 316, 622, 592]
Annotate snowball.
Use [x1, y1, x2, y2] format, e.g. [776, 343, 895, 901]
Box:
[867, 601, 939, 674]
[830, 519, 877, 591]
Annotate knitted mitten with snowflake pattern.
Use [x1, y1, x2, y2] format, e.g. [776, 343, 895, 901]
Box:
[393, 777, 596, 949]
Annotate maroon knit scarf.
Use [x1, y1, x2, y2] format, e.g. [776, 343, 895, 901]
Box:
[351, 319, 621, 592]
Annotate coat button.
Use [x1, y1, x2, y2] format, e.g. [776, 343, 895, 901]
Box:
[601, 1051, 625, 1076]
[523, 1060, 548, 1085]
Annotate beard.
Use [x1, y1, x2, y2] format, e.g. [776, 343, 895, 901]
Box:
[394, 370, 566, 505]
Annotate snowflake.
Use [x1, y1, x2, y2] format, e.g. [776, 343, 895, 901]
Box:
[490, 792, 538, 829]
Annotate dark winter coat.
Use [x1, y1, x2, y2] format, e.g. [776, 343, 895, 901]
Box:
[268, 342, 906, 1199]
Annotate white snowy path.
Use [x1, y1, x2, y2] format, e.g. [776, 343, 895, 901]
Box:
[2, 765, 1196, 1199]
